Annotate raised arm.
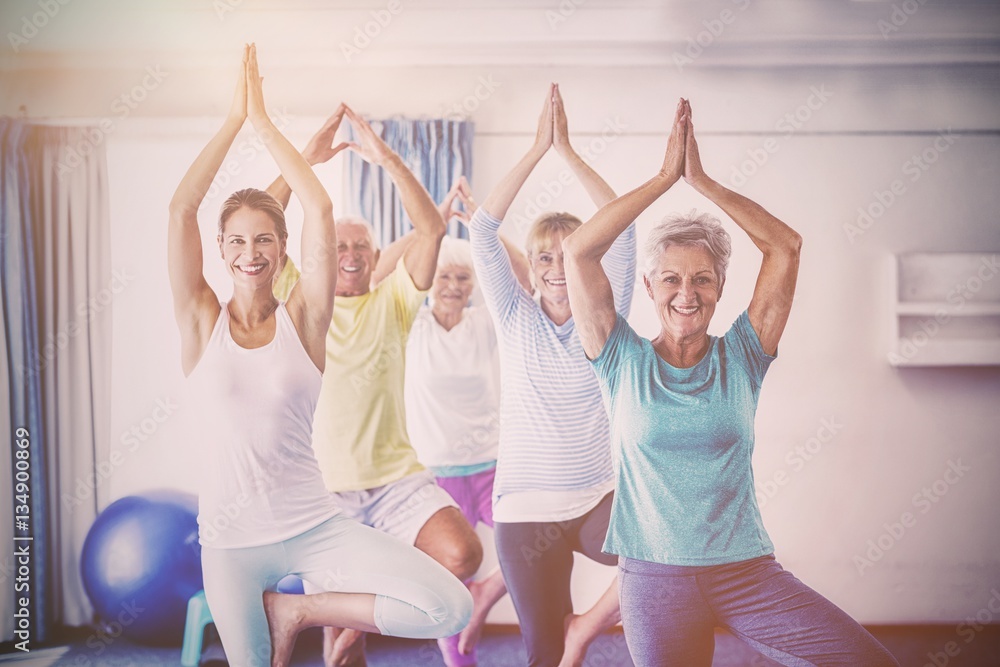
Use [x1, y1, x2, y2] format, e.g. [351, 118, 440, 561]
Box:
[479, 84, 554, 219]
[371, 180, 463, 284]
[564, 99, 688, 360]
[168, 46, 248, 375]
[343, 106, 445, 290]
[246, 45, 337, 369]
[454, 178, 532, 292]
[265, 110, 349, 211]
[552, 84, 616, 208]
[683, 100, 801, 355]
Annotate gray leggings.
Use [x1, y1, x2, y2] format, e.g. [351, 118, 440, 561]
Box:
[495, 493, 616, 667]
[618, 554, 899, 667]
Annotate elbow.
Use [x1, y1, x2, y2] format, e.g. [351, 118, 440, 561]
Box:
[561, 231, 583, 260]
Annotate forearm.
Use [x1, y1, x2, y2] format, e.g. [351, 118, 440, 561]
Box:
[480, 146, 547, 220]
[383, 155, 445, 238]
[169, 117, 243, 216]
[565, 173, 673, 262]
[559, 147, 616, 208]
[693, 177, 800, 253]
[252, 118, 331, 216]
[265, 174, 293, 210]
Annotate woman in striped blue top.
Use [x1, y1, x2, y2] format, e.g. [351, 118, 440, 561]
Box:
[468, 84, 636, 667]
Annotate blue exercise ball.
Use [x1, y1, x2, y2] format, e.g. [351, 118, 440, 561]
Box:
[81, 490, 203, 646]
[276, 574, 304, 595]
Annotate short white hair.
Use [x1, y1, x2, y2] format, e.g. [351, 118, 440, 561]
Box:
[336, 215, 380, 250]
[643, 210, 731, 282]
[436, 237, 474, 277]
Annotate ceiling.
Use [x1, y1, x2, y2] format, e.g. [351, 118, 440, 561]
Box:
[1, 0, 999, 70]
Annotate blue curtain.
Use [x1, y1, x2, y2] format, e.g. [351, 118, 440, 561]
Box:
[1, 118, 51, 642]
[344, 118, 474, 247]
[1, 118, 111, 641]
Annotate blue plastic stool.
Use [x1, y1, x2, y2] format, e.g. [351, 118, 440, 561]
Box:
[181, 589, 214, 667]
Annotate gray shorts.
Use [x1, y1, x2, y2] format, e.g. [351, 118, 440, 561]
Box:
[329, 469, 459, 546]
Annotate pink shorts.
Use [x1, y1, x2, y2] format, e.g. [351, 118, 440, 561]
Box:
[435, 465, 496, 529]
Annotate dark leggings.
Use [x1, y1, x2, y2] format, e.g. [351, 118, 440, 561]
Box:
[618, 554, 899, 667]
[495, 492, 617, 667]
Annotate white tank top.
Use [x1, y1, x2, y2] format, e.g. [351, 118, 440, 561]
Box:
[188, 302, 340, 549]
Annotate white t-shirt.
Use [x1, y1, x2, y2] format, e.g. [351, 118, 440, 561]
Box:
[404, 305, 501, 470]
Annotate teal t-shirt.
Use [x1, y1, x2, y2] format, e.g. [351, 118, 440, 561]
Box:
[591, 310, 776, 566]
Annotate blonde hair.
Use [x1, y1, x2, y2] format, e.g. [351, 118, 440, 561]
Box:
[219, 188, 287, 239]
[525, 212, 583, 258]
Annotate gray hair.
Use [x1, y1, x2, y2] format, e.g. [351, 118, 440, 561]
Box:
[643, 210, 731, 283]
[336, 215, 380, 250]
[436, 237, 474, 277]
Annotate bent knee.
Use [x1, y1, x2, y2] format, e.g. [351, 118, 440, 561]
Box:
[435, 580, 474, 638]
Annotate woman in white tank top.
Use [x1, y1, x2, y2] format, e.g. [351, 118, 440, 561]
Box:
[168, 44, 471, 667]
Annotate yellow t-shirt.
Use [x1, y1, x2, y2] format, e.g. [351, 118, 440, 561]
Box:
[273, 257, 427, 491]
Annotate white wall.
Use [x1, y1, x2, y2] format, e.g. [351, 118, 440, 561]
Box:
[93, 62, 1000, 625]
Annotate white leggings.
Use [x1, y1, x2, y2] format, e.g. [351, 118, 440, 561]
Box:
[201, 513, 473, 667]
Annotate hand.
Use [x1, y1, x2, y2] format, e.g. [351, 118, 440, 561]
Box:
[532, 84, 555, 154]
[659, 97, 687, 184]
[227, 45, 248, 124]
[245, 43, 269, 126]
[342, 105, 396, 167]
[552, 83, 572, 156]
[303, 104, 350, 166]
[438, 180, 463, 225]
[453, 176, 477, 225]
[682, 100, 709, 187]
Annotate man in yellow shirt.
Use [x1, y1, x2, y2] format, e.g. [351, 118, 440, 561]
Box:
[268, 106, 483, 667]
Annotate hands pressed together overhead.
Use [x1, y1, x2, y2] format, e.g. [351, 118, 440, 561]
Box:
[661, 97, 709, 189]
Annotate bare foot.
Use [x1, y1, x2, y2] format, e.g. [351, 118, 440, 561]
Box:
[324, 626, 367, 667]
[458, 580, 487, 655]
[263, 591, 304, 667]
[557, 613, 589, 667]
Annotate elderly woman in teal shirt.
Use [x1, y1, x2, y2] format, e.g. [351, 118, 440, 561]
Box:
[561, 99, 898, 666]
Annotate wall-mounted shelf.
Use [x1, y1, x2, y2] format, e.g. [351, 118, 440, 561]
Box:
[888, 253, 1000, 367]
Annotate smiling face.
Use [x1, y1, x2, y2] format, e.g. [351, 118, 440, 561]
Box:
[644, 244, 723, 342]
[336, 221, 379, 297]
[530, 232, 572, 304]
[218, 207, 286, 289]
[431, 263, 474, 316]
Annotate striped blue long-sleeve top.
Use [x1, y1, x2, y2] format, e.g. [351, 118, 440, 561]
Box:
[469, 207, 637, 499]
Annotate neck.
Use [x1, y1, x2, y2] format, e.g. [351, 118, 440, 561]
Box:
[540, 294, 572, 326]
[432, 306, 464, 331]
[228, 286, 279, 326]
[653, 329, 710, 368]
